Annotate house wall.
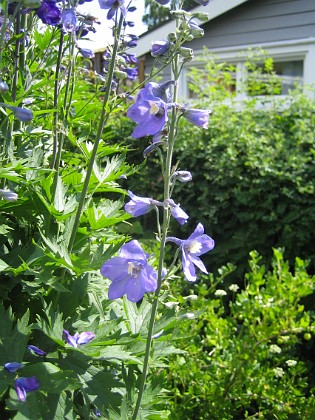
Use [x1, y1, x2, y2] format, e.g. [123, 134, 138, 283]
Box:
[138, 0, 315, 99]
[188, 0, 315, 51]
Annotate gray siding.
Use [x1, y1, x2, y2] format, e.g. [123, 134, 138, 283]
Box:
[189, 0, 315, 51]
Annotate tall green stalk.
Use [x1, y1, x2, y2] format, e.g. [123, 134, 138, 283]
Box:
[131, 47, 181, 420]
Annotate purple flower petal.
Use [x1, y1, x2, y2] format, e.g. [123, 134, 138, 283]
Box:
[151, 40, 170, 57]
[101, 240, 157, 302]
[183, 108, 211, 129]
[76, 332, 95, 345]
[167, 224, 215, 282]
[0, 188, 18, 201]
[63, 329, 95, 347]
[119, 240, 148, 262]
[35, 0, 61, 26]
[61, 8, 76, 33]
[4, 362, 23, 373]
[27, 345, 47, 356]
[125, 191, 162, 217]
[171, 205, 189, 225]
[15, 377, 39, 402]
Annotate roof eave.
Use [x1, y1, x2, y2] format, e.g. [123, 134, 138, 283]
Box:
[132, 0, 249, 57]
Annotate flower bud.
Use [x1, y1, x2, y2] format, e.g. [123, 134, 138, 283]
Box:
[188, 20, 204, 38]
[0, 189, 18, 201]
[0, 103, 33, 122]
[151, 40, 170, 57]
[114, 70, 127, 80]
[79, 48, 95, 59]
[0, 81, 9, 93]
[178, 47, 194, 60]
[192, 12, 209, 21]
[167, 32, 177, 42]
[171, 170, 192, 182]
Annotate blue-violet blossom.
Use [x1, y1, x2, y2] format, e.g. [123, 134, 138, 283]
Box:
[100, 240, 157, 302]
[63, 330, 95, 348]
[127, 82, 173, 138]
[27, 345, 47, 356]
[183, 108, 211, 129]
[151, 40, 170, 57]
[0, 189, 18, 201]
[167, 223, 215, 282]
[61, 8, 76, 33]
[125, 191, 162, 216]
[98, 0, 126, 20]
[15, 377, 40, 402]
[167, 199, 189, 225]
[4, 362, 23, 373]
[0, 103, 33, 122]
[35, 0, 61, 26]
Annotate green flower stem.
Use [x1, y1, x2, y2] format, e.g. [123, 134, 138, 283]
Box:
[51, 30, 64, 170]
[68, 13, 124, 252]
[132, 51, 181, 420]
[51, 33, 76, 203]
[0, 1, 8, 64]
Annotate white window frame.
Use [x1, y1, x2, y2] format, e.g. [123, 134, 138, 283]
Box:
[179, 38, 315, 102]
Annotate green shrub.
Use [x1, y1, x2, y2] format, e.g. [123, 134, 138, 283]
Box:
[166, 249, 315, 419]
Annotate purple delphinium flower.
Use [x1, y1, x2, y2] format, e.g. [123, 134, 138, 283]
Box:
[127, 95, 168, 139]
[141, 80, 174, 102]
[35, 0, 61, 26]
[151, 40, 170, 57]
[125, 191, 162, 217]
[15, 377, 40, 402]
[127, 81, 175, 138]
[0, 81, 9, 93]
[98, 0, 126, 20]
[0, 103, 33, 122]
[171, 205, 189, 225]
[100, 240, 157, 302]
[27, 345, 47, 356]
[182, 108, 211, 129]
[63, 330, 95, 348]
[61, 8, 76, 33]
[167, 223, 215, 282]
[4, 362, 23, 373]
[79, 48, 95, 59]
[171, 170, 192, 183]
[124, 67, 138, 81]
[0, 189, 18, 201]
[166, 199, 189, 225]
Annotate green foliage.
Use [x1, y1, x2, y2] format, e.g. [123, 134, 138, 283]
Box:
[166, 249, 315, 419]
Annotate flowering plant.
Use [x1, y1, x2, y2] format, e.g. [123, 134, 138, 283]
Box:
[0, 0, 215, 417]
